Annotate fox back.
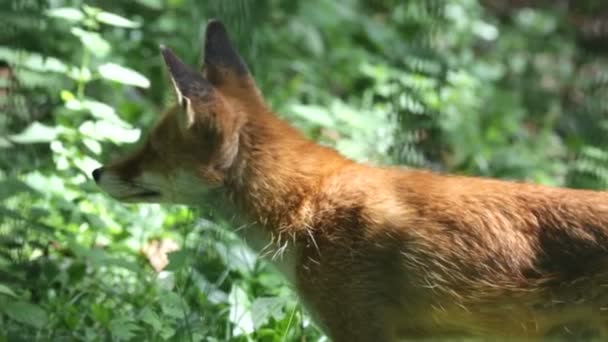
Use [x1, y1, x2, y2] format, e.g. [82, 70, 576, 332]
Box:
[94, 20, 608, 341]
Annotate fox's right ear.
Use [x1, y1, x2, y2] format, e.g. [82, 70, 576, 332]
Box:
[161, 45, 212, 127]
[202, 20, 261, 102]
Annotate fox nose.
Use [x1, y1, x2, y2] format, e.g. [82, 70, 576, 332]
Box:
[92, 167, 104, 183]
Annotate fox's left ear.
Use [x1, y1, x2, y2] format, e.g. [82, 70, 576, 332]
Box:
[161, 45, 212, 127]
[202, 20, 260, 100]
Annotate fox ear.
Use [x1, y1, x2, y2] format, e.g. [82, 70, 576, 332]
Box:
[203, 20, 248, 79]
[161, 45, 212, 126]
[203, 20, 256, 93]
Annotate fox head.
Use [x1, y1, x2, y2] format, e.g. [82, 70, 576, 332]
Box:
[93, 20, 263, 204]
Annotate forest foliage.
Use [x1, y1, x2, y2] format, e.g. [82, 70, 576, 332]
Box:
[1, 0, 608, 340]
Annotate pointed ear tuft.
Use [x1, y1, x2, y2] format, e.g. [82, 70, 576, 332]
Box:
[203, 19, 249, 85]
[160, 45, 211, 101]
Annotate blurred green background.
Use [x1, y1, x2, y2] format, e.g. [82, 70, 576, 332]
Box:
[1, 0, 608, 340]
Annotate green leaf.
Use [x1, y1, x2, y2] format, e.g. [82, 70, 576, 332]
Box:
[0, 207, 54, 234]
[0, 136, 12, 148]
[160, 291, 186, 318]
[109, 318, 138, 340]
[9, 122, 60, 144]
[79, 120, 140, 144]
[90, 303, 111, 325]
[0, 47, 68, 73]
[228, 285, 254, 336]
[290, 104, 335, 127]
[140, 307, 162, 331]
[0, 284, 18, 298]
[96, 11, 141, 28]
[46, 7, 84, 22]
[71, 28, 111, 58]
[3, 301, 48, 328]
[251, 297, 286, 329]
[0, 179, 33, 201]
[135, 0, 163, 9]
[98, 63, 150, 88]
[65, 98, 131, 127]
[60, 90, 75, 102]
[164, 250, 187, 271]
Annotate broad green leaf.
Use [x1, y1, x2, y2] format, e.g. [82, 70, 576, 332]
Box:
[251, 297, 286, 329]
[3, 301, 48, 329]
[71, 28, 110, 58]
[165, 250, 187, 271]
[0, 284, 18, 298]
[96, 11, 141, 28]
[46, 7, 84, 22]
[98, 63, 150, 88]
[10, 122, 60, 144]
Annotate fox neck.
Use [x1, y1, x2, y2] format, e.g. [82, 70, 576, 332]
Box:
[222, 110, 350, 247]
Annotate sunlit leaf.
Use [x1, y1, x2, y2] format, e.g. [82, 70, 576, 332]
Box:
[9, 122, 60, 144]
[46, 7, 84, 22]
[71, 28, 111, 58]
[65, 98, 131, 127]
[82, 138, 102, 155]
[96, 11, 141, 28]
[98, 63, 150, 88]
[228, 285, 254, 336]
[251, 297, 286, 329]
[79, 120, 140, 143]
[0, 47, 68, 73]
[60, 90, 75, 102]
[135, 0, 163, 10]
[290, 104, 335, 127]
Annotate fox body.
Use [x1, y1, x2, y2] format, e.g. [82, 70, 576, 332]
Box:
[94, 20, 608, 341]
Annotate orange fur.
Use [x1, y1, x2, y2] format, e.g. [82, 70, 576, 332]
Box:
[94, 20, 608, 341]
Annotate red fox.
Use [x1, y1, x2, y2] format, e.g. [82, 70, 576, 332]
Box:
[94, 20, 608, 341]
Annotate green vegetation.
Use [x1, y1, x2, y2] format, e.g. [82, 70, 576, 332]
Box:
[1, 0, 607, 340]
